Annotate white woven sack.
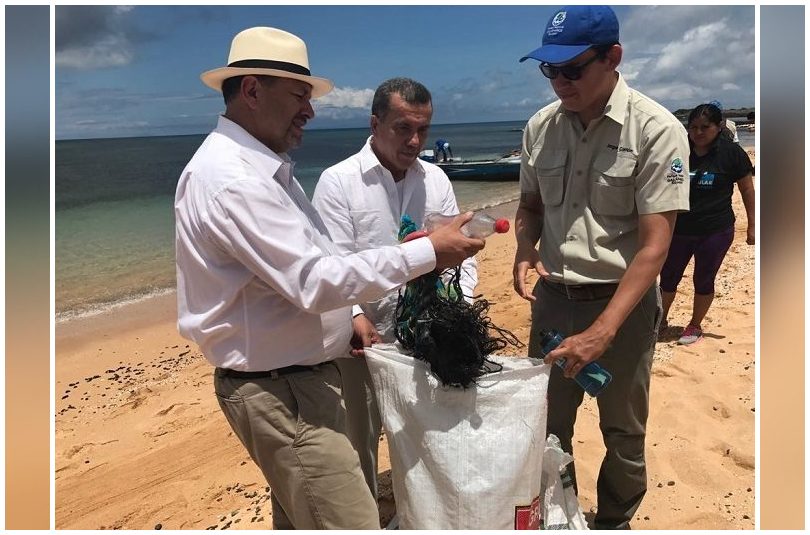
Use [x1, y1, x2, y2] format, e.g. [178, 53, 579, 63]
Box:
[364, 344, 551, 530]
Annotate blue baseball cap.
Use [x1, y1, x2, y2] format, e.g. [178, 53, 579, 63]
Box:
[519, 6, 619, 65]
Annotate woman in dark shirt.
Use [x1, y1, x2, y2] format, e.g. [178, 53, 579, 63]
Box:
[659, 103, 755, 345]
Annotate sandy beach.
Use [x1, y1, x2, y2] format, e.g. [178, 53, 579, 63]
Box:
[56, 151, 755, 529]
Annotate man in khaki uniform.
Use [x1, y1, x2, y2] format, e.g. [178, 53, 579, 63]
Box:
[513, 6, 689, 529]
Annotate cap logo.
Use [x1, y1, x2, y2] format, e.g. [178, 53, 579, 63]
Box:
[547, 11, 567, 37]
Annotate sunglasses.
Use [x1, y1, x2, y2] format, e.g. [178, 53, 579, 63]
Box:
[539, 53, 603, 81]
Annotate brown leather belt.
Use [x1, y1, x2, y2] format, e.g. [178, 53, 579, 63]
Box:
[542, 278, 619, 301]
[216, 364, 322, 379]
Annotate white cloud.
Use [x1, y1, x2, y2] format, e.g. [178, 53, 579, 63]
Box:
[619, 57, 650, 83]
[314, 86, 374, 110]
[621, 10, 754, 109]
[56, 34, 135, 69]
[56, 5, 141, 69]
[643, 83, 703, 103]
[312, 87, 374, 121]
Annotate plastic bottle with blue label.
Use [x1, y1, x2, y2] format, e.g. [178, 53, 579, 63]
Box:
[538, 329, 613, 397]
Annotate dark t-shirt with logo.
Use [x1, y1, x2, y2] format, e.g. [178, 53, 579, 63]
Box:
[674, 137, 753, 236]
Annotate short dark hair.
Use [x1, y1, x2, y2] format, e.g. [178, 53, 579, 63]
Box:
[591, 42, 619, 58]
[688, 103, 724, 127]
[688, 103, 734, 143]
[371, 77, 432, 120]
[221, 75, 278, 105]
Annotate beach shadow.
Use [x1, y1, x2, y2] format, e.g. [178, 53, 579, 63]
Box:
[377, 468, 397, 528]
[702, 332, 726, 341]
[657, 325, 727, 344]
[656, 325, 682, 343]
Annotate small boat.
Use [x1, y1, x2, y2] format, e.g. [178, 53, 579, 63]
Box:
[419, 149, 520, 181]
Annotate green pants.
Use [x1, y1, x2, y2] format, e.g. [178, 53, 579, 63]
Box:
[214, 362, 380, 530]
[529, 280, 661, 529]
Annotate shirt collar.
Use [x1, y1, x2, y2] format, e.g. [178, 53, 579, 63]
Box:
[214, 115, 295, 186]
[359, 136, 427, 180]
[603, 73, 629, 126]
[358, 136, 381, 175]
[554, 72, 629, 127]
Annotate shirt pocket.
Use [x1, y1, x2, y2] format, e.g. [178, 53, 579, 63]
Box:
[590, 155, 637, 216]
[528, 148, 568, 207]
[349, 209, 384, 249]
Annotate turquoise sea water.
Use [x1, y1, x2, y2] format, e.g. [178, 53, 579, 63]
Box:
[55, 121, 526, 319]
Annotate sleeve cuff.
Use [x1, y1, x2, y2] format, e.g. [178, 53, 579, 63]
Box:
[637, 201, 690, 215]
[399, 237, 437, 277]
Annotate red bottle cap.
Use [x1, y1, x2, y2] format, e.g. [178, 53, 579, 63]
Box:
[494, 219, 510, 233]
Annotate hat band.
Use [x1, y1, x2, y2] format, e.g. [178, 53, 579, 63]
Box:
[227, 59, 311, 76]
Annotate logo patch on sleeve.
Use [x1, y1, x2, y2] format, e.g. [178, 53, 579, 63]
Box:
[666, 157, 685, 184]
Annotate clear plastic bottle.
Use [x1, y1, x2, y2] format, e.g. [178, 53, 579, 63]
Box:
[423, 212, 510, 238]
[538, 329, 613, 397]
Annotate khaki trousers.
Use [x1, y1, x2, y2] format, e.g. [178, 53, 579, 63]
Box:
[335, 357, 382, 499]
[529, 281, 661, 529]
[214, 362, 380, 530]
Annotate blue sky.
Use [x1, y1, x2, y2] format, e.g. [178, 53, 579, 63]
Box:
[55, 5, 755, 140]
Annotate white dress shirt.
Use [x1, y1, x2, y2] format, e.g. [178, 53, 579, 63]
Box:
[175, 117, 436, 370]
[312, 138, 478, 342]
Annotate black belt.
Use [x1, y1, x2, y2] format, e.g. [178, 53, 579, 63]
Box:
[215, 364, 321, 379]
[542, 278, 619, 301]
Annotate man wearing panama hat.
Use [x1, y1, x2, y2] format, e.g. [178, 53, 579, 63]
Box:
[175, 26, 484, 529]
[512, 6, 690, 529]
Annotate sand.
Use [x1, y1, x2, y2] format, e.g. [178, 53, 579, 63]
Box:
[55, 152, 755, 529]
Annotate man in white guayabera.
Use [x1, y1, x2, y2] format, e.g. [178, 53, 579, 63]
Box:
[312, 77, 478, 502]
[174, 26, 483, 530]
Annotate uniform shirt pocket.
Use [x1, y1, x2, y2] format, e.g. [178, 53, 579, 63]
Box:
[529, 147, 568, 207]
[590, 155, 637, 216]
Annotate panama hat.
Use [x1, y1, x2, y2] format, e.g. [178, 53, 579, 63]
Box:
[201, 27, 334, 98]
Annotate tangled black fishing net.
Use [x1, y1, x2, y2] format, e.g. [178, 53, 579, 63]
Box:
[394, 215, 524, 388]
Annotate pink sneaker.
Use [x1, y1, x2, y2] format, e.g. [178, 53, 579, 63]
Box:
[678, 324, 703, 345]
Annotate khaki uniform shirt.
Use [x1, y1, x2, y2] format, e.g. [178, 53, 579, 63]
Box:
[520, 74, 690, 284]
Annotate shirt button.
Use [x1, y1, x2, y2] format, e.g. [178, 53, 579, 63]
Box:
[582, 138, 587, 143]
[572, 202, 579, 208]
[576, 170, 583, 176]
[567, 235, 576, 241]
